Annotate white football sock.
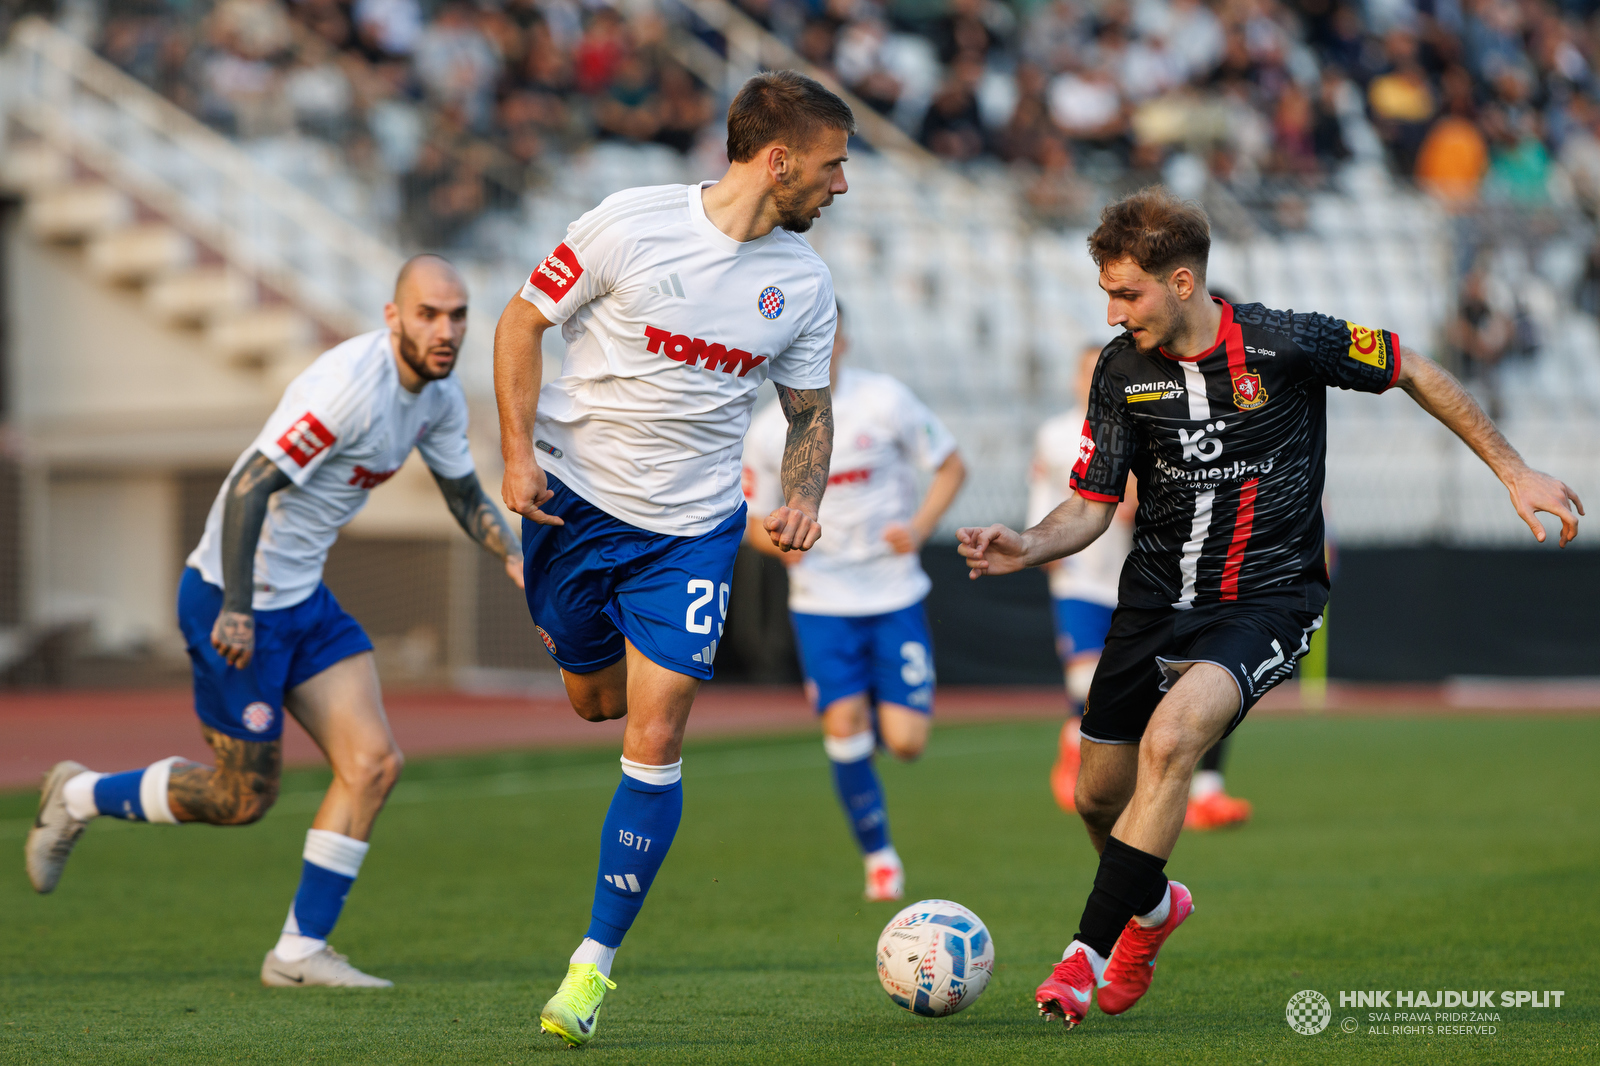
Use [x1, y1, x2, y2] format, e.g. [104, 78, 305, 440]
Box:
[864, 844, 900, 870]
[273, 928, 326, 961]
[1065, 939, 1108, 981]
[63, 771, 103, 822]
[620, 757, 682, 786]
[1191, 770, 1224, 800]
[140, 757, 181, 824]
[823, 731, 875, 763]
[1136, 883, 1172, 928]
[572, 937, 618, 978]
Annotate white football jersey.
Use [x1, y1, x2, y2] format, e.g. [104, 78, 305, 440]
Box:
[188, 329, 475, 610]
[519, 182, 836, 536]
[744, 368, 958, 616]
[1027, 409, 1132, 606]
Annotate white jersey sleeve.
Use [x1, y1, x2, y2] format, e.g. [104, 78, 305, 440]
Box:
[254, 359, 372, 486]
[518, 187, 659, 323]
[892, 380, 958, 471]
[415, 378, 476, 479]
[767, 276, 835, 390]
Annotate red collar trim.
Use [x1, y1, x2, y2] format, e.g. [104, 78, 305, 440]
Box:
[1158, 298, 1232, 362]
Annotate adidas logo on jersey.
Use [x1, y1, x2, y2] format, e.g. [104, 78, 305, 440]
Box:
[604, 873, 642, 892]
[644, 325, 766, 377]
[692, 639, 718, 664]
[649, 273, 686, 298]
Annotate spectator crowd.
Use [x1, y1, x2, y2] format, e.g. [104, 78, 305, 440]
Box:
[80, 0, 1600, 241]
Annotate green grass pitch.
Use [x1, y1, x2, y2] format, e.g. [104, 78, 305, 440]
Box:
[2, 715, 1595, 1065]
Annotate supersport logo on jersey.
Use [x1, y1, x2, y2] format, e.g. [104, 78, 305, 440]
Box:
[528, 243, 583, 302]
[276, 412, 337, 467]
[643, 325, 767, 376]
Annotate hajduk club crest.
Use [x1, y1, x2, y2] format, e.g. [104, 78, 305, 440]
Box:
[1232, 370, 1267, 410]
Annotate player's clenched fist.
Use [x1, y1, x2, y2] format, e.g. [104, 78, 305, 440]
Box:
[957, 524, 1029, 579]
[502, 456, 564, 526]
[765, 505, 822, 552]
[210, 609, 256, 669]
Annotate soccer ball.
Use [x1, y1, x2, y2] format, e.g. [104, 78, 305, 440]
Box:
[876, 899, 995, 1016]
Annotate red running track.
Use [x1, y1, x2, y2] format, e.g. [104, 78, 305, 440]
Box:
[3, 680, 1595, 789]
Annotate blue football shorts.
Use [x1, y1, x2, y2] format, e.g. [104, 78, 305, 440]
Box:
[789, 600, 935, 714]
[521, 473, 746, 680]
[176, 567, 374, 743]
[1052, 596, 1116, 661]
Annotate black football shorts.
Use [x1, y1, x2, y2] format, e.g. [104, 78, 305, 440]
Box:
[1081, 597, 1325, 745]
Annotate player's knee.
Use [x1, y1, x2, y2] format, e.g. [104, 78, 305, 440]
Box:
[1137, 729, 1198, 780]
[341, 745, 404, 798]
[883, 737, 925, 762]
[1074, 776, 1122, 823]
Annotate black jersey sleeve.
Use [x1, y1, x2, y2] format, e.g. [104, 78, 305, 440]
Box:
[1068, 348, 1138, 502]
[1293, 311, 1401, 393]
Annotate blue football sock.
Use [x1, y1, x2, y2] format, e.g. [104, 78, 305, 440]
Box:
[585, 760, 684, 949]
[825, 732, 890, 856]
[280, 830, 369, 949]
[92, 770, 147, 821]
[81, 759, 180, 824]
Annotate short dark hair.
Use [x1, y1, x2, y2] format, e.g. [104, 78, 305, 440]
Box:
[726, 70, 856, 163]
[1087, 187, 1211, 282]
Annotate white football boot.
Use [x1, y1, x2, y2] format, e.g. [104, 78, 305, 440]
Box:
[26, 761, 91, 894]
[261, 946, 393, 988]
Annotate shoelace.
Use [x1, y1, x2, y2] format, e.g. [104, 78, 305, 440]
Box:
[1051, 957, 1092, 985]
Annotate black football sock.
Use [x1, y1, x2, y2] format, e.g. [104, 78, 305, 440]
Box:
[1199, 737, 1227, 773]
[1073, 835, 1170, 959]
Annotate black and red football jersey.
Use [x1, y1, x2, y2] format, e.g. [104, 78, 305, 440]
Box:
[1069, 299, 1400, 611]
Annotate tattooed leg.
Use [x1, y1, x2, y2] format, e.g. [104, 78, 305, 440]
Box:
[166, 725, 283, 825]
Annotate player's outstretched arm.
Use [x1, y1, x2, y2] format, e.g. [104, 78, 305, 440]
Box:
[432, 470, 526, 589]
[957, 494, 1116, 580]
[768, 384, 834, 551]
[213, 451, 292, 668]
[1397, 348, 1584, 546]
[493, 293, 563, 526]
[885, 452, 967, 554]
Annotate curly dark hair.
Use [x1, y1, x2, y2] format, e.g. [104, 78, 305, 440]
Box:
[726, 71, 856, 163]
[1088, 187, 1211, 282]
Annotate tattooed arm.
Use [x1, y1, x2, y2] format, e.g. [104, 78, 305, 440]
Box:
[212, 451, 292, 669]
[765, 384, 833, 552]
[432, 469, 525, 588]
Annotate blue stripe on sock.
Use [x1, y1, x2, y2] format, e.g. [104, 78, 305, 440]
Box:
[291, 860, 357, 941]
[585, 774, 682, 948]
[829, 754, 890, 855]
[92, 769, 147, 821]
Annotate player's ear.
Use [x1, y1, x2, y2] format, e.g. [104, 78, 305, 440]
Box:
[383, 301, 400, 332]
[766, 143, 790, 182]
[1170, 267, 1194, 301]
